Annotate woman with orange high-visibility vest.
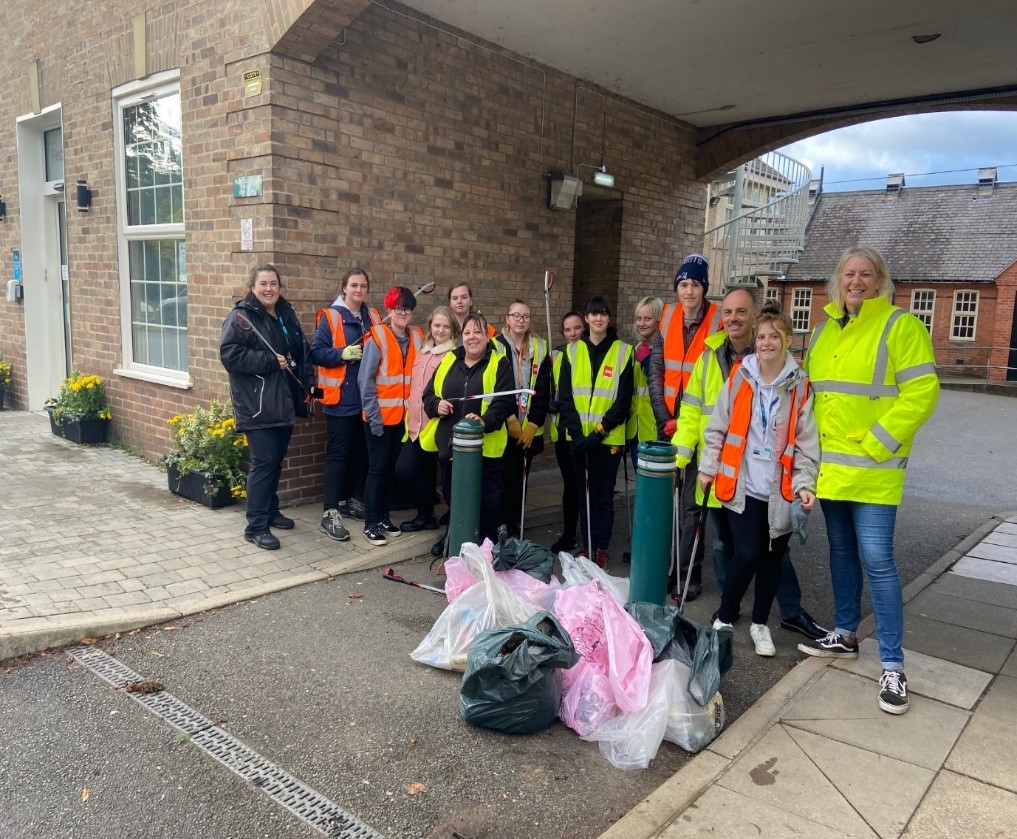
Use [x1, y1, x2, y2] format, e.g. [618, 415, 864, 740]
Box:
[358, 287, 423, 547]
[698, 303, 819, 658]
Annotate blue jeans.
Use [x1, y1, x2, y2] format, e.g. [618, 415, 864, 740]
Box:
[821, 500, 904, 671]
[711, 508, 803, 620]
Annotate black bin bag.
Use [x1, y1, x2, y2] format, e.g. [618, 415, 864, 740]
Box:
[459, 612, 579, 735]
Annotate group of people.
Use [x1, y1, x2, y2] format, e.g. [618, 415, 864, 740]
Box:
[219, 243, 939, 716]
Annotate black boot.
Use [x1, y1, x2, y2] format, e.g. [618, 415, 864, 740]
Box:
[402, 513, 439, 532]
[430, 532, 447, 557]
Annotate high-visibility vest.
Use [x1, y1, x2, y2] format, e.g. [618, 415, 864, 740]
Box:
[418, 352, 508, 458]
[627, 348, 656, 443]
[713, 370, 808, 504]
[315, 306, 382, 405]
[567, 339, 632, 447]
[805, 296, 939, 506]
[494, 333, 549, 433]
[673, 331, 741, 466]
[658, 301, 722, 415]
[363, 324, 423, 426]
[548, 348, 568, 443]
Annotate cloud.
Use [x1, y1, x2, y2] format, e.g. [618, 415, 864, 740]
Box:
[779, 111, 1017, 190]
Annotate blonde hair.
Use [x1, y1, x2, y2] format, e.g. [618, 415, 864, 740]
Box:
[634, 296, 664, 321]
[827, 246, 894, 309]
[425, 305, 460, 347]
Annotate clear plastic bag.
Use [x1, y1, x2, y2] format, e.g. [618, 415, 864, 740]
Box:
[411, 542, 539, 671]
[660, 658, 726, 754]
[559, 551, 630, 603]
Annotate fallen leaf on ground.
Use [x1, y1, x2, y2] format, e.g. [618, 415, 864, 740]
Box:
[405, 782, 427, 795]
[149, 650, 166, 658]
[124, 680, 164, 694]
[347, 593, 363, 600]
[81, 638, 98, 645]
[80, 788, 90, 803]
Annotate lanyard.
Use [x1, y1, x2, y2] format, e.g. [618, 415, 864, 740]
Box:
[758, 387, 779, 431]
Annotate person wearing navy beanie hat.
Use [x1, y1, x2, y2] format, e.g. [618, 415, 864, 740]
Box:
[650, 252, 723, 604]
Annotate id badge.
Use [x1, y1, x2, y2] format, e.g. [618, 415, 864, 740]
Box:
[751, 445, 774, 461]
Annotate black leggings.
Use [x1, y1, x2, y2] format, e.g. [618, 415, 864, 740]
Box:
[716, 495, 791, 626]
[554, 437, 580, 543]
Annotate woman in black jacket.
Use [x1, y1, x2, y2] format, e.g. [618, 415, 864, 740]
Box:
[220, 263, 311, 549]
[421, 313, 514, 556]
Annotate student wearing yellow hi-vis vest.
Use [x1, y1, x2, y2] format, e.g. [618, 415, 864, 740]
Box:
[797, 246, 939, 717]
[421, 313, 515, 555]
[547, 311, 586, 553]
[493, 299, 552, 536]
[557, 295, 634, 569]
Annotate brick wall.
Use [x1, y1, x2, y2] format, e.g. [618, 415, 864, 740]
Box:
[989, 262, 1017, 381]
[0, 0, 705, 501]
[573, 199, 623, 315]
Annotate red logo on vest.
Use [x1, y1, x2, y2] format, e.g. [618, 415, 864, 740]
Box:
[603, 366, 614, 379]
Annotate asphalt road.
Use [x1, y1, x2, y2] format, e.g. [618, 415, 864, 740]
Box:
[1, 389, 1013, 839]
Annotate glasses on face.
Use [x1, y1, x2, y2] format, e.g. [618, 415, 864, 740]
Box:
[508, 313, 531, 322]
[392, 307, 411, 315]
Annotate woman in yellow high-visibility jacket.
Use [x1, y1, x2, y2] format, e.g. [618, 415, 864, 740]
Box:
[798, 246, 939, 717]
[548, 310, 586, 553]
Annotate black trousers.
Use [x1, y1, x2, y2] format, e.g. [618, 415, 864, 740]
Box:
[554, 437, 580, 544]
[364, 425, 404, 525]
[716, 495, 792, 626]
[323, 414, 368, 510]
[440, 454, 504, 543]
[394, 437, 438, 518]
[500, 441, 534, 536]
[677, 453, 706, 581]
[572, 443, 623, 551]
[244, 425, 293, 536]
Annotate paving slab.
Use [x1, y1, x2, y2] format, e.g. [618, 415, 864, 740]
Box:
[716, 723, 879, 837]
[901, 612, 1015, 672]
[782, 669, 969, 771]
[944, 712, 1017, 793]
[965, 540, 1017, 563]
[832, 638, 992, 710]
[902, 770, 1017, 839]
[975, 673, 1017, 720]
[1003, 646, 1017, 678]
[930, 572, 1017, 610]
[905, 587, 1017, 638]
[660, 783, 870, 839]
[951, 555, 1017, 585]
[982, 529, 1017, 548]
[786, 726, 935, 839]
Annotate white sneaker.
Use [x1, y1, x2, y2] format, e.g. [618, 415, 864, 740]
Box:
[750, 623, 776, 657]
[712, 617, 734, 632]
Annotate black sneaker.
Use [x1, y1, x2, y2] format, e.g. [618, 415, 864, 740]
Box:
[550, 535, 577, 553]
[797, 632, 859, 659]
[380, 516, 401, 536]
[363, 524, 388, 546]
[430, 533, 447, 557]
[270, 513, 295, 530]
[337, 498, 366, 521]
[320, 508, 350, 542]
[878, 670, 909, 715]
[780, 610, 828, 641]
[244, 531, 280, 550]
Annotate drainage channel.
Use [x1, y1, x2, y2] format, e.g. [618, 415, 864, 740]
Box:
[67, 645, 385, 839]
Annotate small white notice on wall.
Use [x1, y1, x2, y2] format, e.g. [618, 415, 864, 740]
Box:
[240, 218, 254, 252]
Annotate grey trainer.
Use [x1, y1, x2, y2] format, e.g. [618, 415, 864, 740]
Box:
[320, 508, 350, 542]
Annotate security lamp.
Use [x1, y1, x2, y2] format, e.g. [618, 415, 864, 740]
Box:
[76, 179, 92, 213]
[593, 165, 614, 188]
[0, 195, 6, 222]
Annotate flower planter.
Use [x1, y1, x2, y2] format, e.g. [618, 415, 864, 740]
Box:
[62, 416, 110, 445]
[0, 386, 6, 411]
[46, 406, 65, 438]
[167, 462, 236, 509]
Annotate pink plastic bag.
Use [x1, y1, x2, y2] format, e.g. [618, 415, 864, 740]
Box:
[444, 545, 559, 610]
[554, 580, 652, 735]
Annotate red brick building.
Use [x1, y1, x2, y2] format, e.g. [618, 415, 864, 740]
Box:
[0, 1, 707, 499]
[771, 178, 1017, 382]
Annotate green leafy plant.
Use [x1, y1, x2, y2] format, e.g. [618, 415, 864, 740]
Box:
[0, 355, 11, 388]
[164, 400, 248, 498]
[49, 371, 112, 425]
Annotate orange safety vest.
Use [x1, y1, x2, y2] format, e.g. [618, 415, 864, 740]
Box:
[363, 324, 423, 425]
[658, 301, 722, 415]
[714, 373, 808, 504]
[315, 306, 381, 405]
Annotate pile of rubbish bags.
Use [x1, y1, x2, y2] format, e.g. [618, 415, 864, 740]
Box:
[410, 539, 732, 770]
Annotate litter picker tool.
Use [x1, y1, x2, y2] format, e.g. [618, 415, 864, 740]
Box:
[447, 388, 535, 402]
[542, 269, 554, 343]
[678, 483, 711, 611]
[353, 281, 437, 342]
[584, 453, 594, 558]
[233, 311, 318, 408]
[519, 455, 532, 539]
[382, 566, 444, 595]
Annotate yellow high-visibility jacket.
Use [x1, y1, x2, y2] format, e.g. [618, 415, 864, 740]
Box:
[804, 296, 939, 506]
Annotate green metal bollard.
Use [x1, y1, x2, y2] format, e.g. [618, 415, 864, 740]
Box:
[628, 441, 678, 606]
[447, 418, 484, 558]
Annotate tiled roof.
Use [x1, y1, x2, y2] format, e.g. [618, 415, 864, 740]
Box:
[784, 182, 1017, 283]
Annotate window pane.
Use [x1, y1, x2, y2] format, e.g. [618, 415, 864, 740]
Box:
[127, 237, 187, 371]
[45, 128, 64, 181]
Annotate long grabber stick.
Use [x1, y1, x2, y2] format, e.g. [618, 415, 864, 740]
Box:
[382, 566, 444, 595]
[543, 269, 554, 345]
[234, 311, 314, 401]
[679, 483, 711, 612]
[353, 281, 437, 343]
[447, 388, 536, 401]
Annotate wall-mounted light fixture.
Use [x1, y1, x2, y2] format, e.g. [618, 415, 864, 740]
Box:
[547, 172, 583, 210]
[76, 179, 92, 213]
[0, 194, 6, 222]
[593, 165, 615, 188]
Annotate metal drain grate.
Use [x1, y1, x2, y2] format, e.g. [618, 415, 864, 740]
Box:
[68, 646, 385, 839]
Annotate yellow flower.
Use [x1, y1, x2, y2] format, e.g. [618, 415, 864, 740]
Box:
[167, 415, 182, 426]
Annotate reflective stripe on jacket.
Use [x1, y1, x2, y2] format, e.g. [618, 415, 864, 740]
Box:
[314, 306, 381, 405]
[493, 333, 549, 433]
[804, 296, 939, 506]
[363, 324, 422, 426]
[627, 352, 657, 443]
[548, 349, 567, 443]
[567, 339, 633, 446]
[658, 301, 722, 415]
[418, 352, 508, 457]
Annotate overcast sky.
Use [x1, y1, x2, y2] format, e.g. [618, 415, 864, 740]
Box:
[778, 111, 1017, 193]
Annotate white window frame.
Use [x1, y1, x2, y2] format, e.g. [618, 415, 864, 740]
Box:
[910, 289, 935, 332]
[790, 287, 812, 333]
[950, 290, 979, 342]
[764, 286, 779, 304]
[111, 69, 190, 388]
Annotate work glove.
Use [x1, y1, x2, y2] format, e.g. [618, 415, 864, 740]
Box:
[370, 422, 384, 437]
[791, 497, 809, 545]
[663, 418, 677, 439]
[341, 345, 362, 362]
[518, 421, 538, 449]
[506, 416, 522, 440]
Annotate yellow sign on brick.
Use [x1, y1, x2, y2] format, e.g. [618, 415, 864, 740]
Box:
[243, 69, 262, 98]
